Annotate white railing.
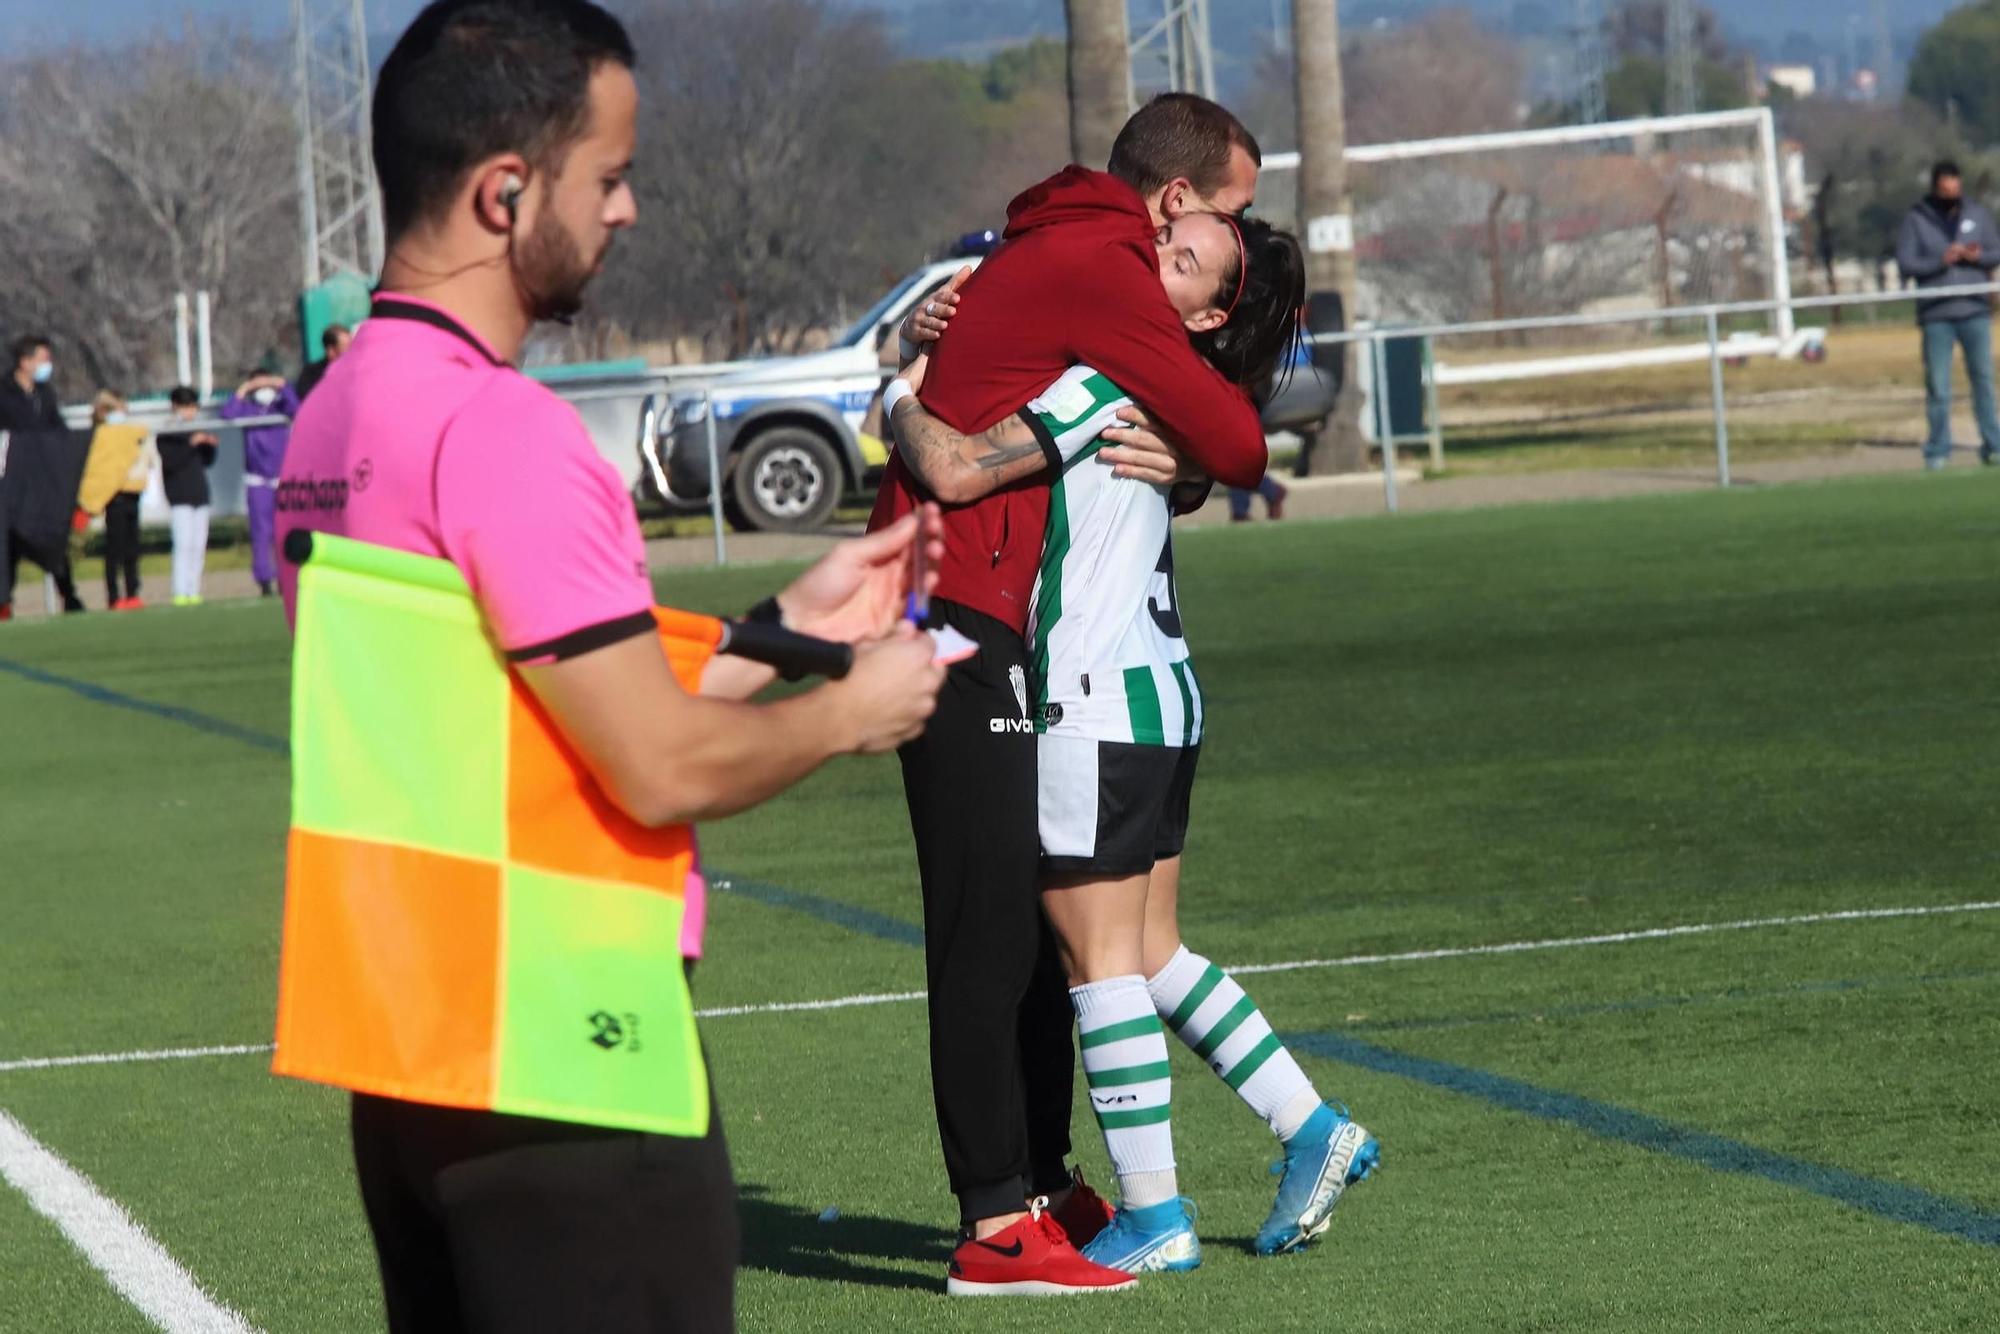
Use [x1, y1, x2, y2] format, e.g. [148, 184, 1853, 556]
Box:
[1312, 279, 1996, 512]
[43, 278, 1976, 577]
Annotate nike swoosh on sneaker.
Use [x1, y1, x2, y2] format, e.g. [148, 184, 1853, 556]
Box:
[973, 1238, 1025, 1257]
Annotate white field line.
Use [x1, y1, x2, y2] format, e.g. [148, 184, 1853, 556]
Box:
[0, 1044, 273, 1075]
[3, 900, 1996, 1077]
[0, 1111, 260, 1334]
[695, 989, 927, 1019]
[1224, 900, 2000, 978]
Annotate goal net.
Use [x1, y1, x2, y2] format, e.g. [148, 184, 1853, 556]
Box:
[1259, 110, 1794, 348]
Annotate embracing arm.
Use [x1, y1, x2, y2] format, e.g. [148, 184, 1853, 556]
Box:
[1065, 245, 1267, 489]
[886, 376, 1049, 504]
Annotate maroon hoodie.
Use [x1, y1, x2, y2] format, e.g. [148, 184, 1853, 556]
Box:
[869, 165, 1267, 634]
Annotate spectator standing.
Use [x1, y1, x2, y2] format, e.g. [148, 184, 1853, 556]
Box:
[1896, 161, 2000, 470]
[156, 386, 217, 606]
[295, 323, 352, 402]
[221, 362, 300, 595]
[77, 390, 155, 609]
[0, 334, 86, 618]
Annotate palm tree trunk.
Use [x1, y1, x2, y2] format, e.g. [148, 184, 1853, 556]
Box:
[1065, 0, 1131, 168]
[1293, 0, 1367, 474]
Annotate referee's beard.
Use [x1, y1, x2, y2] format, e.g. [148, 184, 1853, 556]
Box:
[515, 208, 606, 324]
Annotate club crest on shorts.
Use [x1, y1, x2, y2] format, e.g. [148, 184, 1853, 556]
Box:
[1009, 665, 1028, 720]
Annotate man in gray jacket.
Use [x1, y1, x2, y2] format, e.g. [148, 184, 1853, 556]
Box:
[1896, 160, 2000, 469]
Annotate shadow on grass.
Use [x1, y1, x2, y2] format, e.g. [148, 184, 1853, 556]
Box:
[738, 1183, 950, 1293]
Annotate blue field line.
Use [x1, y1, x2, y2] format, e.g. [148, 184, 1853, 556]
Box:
[1288, 1029, 2000, 1249]
[708, 873, 924, 948]
[0, 655, 289, 757]
[1341, 967, 2000, 1036]
[0, 653, 930, 949]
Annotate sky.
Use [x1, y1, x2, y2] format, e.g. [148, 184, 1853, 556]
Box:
[0, 0, 1969, 54]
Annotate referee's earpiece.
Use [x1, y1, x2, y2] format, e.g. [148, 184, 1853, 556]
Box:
[499, 173, 526, 223]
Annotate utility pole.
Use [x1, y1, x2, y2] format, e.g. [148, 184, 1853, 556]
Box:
[1293, 1, 1364, 474]
[1665, 0, 1699, 116]
[292, 0, 383, 287]
[1066, 0, 1133, 168]
[1573, 0, 1606, 124]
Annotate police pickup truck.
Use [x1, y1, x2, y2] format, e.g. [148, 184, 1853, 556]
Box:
[639, 240, 1340, 532]
[639, 237, 991, 532]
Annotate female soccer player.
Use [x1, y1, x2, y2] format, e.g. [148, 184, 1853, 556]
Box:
[886, 210, 1379, 1275]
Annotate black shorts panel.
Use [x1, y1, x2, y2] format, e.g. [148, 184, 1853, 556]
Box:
[1038, 737, 1200, 877]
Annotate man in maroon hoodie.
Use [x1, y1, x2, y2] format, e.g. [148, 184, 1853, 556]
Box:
[869, 94, 1268, 1294]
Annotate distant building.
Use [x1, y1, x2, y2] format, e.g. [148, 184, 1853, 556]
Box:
[1766, 64, 1818, 100]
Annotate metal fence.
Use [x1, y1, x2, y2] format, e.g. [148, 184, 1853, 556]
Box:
[41, 278, 1986, 592]
[1317, 280, 2000, 513]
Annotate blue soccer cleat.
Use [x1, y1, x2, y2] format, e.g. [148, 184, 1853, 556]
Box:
[1079, 1196, 1202, 1274]
[1254, 1103, 1379, 1257]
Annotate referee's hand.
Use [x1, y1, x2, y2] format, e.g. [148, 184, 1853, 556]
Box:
[827, 628, 945, 754]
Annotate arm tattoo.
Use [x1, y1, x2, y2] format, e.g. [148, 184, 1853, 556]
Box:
[891, 398, 1048, 498]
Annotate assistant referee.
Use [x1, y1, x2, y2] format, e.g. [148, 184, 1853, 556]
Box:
[275, 5, 944, 1331]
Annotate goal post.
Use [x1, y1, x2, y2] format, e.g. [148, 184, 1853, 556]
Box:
[1262, 109, 1797, 376]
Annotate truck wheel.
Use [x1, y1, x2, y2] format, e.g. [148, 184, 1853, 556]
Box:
[730, 427, 842, 532]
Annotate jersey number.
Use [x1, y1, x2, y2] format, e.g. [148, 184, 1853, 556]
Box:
[1148, 538, 1185, 640]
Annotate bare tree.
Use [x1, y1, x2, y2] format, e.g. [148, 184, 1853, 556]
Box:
[1343, 11, 1526, 147]
[0, 28, 299, 393]
[1242, 10, 1527, 161]
[598, 0, 1065, 360]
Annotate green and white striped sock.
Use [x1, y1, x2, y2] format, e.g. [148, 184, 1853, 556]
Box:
[1072, 975, 1179, 1208]
[1148, 946, 1321, 1143]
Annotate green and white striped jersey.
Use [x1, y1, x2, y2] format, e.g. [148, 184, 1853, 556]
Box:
[1022, 365, 1203, 748]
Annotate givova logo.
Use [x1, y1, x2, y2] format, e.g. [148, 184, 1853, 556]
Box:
[991, 664, 1035, 732]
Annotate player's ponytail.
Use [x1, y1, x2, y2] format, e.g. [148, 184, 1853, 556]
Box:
[1193, 216, 1306, 405]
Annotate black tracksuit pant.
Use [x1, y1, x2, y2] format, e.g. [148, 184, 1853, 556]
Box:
[103, 493, 141, 603]
[897, 598, 1076, 1224]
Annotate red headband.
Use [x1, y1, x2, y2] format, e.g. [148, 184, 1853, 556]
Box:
[1220, 213, 1248, 321]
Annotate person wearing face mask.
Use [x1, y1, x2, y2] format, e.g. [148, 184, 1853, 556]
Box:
[155, 386, 219, 606]
[77, 390, 156, 610]
[1896, 160, 2000, 470]
[0, 333, 87, 619]
[221, 361, 301, 596]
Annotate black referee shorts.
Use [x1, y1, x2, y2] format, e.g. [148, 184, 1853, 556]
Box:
[351, 1082, 735, 1333]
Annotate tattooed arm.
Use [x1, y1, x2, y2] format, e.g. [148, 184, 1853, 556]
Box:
[886, 393, 1050, 504]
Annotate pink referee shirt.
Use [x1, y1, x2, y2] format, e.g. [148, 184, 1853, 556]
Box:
[276, 294, 708, 956]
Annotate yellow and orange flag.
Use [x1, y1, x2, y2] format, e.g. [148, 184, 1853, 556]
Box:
[274, 533, 714, 1137]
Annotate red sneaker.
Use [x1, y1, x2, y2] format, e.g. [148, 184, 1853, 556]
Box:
[946, 1197, 1136, 1296]
[0, 602, 11, 622]
[1050, 1168, 1115, 1248]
